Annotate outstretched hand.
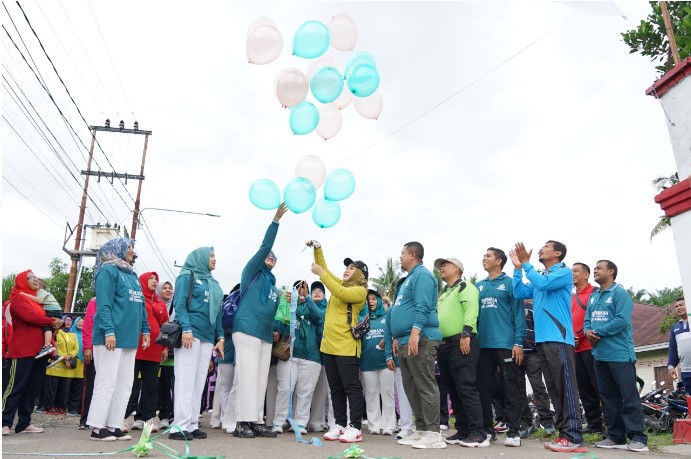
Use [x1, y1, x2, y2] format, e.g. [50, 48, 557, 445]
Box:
[274, 203, 288, 222]
[508, 249, 522, 270]
[514, 242, 532, 264]
[311, 263, 325, 277]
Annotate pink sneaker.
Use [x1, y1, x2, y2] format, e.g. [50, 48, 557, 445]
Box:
[18, 425, 44, 433]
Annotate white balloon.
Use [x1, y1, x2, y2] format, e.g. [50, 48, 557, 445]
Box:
[247, 24, 283, 65]
[316, 105, 343, 140]
[307, 55, 338, 80]
[247, 17, 278, 36]
[274, 67, 308, 108]
[328, 14, 358, 51]
[332, 87, 353, 110]
[353, 91, 383, 119]
[295, 155, 327, 189]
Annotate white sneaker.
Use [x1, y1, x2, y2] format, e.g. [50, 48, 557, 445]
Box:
[210, 423, 220, 429]
[369, 428, 381, 435]
[440, 424, 449, 431]
[224, 427, 234, 434]
[324, 424, 344, 441]
[411, 431, 447, 449]
[397, 429, 415, 440]
[398, 430, 423, 445]
[158, 419, 169, 429]
[131, 420, 144, 431]
[339, 425, 363, 443]
[382, 429, 394, 436]
[505, 435, 521, 447]
[272, 425, 283, 434]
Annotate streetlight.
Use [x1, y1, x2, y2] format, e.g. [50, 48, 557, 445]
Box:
[131, 207, 221, 240]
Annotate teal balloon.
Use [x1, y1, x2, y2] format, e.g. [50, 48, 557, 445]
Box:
[312, 199, 341, 228]
[283, 177, 316, 214]
[293, 21, 330, 59]
[289, 101, 320, 135]
[310, 66, 344, 104]
[344, 52, 377, 80]
[347, 64, 380, 97]
[323, 169, 355, 201]
[248, 179, 281, 210]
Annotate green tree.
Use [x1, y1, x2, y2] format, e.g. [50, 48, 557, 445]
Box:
[627, 286, 651, 304]
[650, 172, 679, 240]
[621, 1, 691, 73]
[370, 258, 402, 299]
[432, 268, 443, 295]
[649, 286, 684, 307]
[2, 273, 17, 303]
[42, 258, 95, 313]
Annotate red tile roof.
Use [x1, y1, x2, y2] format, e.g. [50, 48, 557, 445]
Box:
[632, 302, 674, 348]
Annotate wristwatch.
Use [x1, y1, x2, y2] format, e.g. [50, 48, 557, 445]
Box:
[460, 331, 470, 339]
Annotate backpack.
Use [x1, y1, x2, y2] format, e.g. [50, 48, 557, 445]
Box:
[222, 273, 259, 333]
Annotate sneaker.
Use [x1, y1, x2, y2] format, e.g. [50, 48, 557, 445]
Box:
[493, 421, 508, 433]
[158, 418, 169, 429]
[324, 424, 344, 441]
[67, 411, 79, 417]
[35, 407, 47, 413]
[169, 431, 192, 441]
[627, 441, 649, 452]
[250, 423, 277, 438]
[233, 422, 255, 439]
[35, 345, 55, 359]
[542, 422, 556, 435]
[397, 429, 414, 440]
[2, 426, 10, 435]
[224, 427, 235, 434]
[110, 428, 131, 441]
[505, 434, 521, 447]
[339, 425, 363, 443]
[398, 430, 423, 445]
[191, 429, 207, 439]
[444, 431, 464, 445]
[46, 355, 65, 369]
[411, 431, 447, 449]
[519, 424, 536, 438]
[18, 424, 44, 434]
[131, 420, 144, 430]
[460, 433, 490, 448]
[78, 424, 89, 430]
[382, 429, 394, 436]
[91, 429, 116, 441]
[486, 430, 497, 442]
[369, 428, 381, 435]
[440, 424, 448, 431]
[544, 437, 587, 453]
[272, 425, 283, 434]
[595, 438, 627, 449]
[298, 425, 308, 435]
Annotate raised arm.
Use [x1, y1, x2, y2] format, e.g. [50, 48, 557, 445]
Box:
[523, 262, 572, 292]
[313, 246, 342, 285]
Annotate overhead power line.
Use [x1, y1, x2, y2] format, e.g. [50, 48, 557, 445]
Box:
[2, 175, 63, 228]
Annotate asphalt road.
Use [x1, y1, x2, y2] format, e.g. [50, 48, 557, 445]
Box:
[2, 412, 690, 459]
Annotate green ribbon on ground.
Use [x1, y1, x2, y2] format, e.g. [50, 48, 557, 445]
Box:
[327, 445, 401, 459]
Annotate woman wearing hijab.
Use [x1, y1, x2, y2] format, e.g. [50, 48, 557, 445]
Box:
[87, 238, 150, 442]
[360, 290, 396, 436]
[44, 314, 79, 415]
[156, 281, 174, 428]
[125, 272, 168, 431]
[67, 317, 85, 416]
[305, 240, 369, 443]
[272, 280, 323, 434]
[232, 204, 288, 439]
[170, 247, 225, 441]
[2, 270, 63, 435]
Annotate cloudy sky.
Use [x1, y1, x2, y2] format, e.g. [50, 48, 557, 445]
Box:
[1, 1, 682, 300]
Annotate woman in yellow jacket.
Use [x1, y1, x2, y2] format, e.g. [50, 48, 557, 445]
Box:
[44, 317, 81, 415]
[306, 240, 368, 444]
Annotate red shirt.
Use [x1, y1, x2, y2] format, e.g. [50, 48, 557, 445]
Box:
[135, 295, 169, 362]
[571, 283, 595, 353]
[82, 298, 96, 351]
[5, 295, 56, 359]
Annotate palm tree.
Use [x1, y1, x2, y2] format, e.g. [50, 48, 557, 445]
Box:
[2, 273, 17, 303]
[650, 172, 679, 240]
[371, 257, 402, 299]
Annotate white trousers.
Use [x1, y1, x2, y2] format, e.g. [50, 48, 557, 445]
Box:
[232, 332, 272, 423]
[173, 340, 213, 432]
[87, 346, 136, 429]
[362, 368, 396, 432]
[211, 362, 235, 428]
[308, 366, 335, 428]
[395, 367, 414, 431]
[273, 358, 321, 427]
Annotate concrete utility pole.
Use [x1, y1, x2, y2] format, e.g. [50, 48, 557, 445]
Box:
[63, 120, 152, 312]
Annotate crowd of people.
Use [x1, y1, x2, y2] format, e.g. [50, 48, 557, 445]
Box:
[2, 204, 688, 455]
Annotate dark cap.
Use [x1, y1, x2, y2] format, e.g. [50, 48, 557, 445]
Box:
[367, 289, 381, 298]
[344, 258, 369, 280]
[293, 280, 308, 290]
[311, 281, 325, 293]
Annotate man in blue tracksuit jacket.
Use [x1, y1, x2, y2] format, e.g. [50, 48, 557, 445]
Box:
[389, 242, 443, 449]
[511, 240, 584, 453]
[585, 260, 647, 452]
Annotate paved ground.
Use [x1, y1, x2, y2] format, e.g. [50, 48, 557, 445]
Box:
[3, 412, 691, 459]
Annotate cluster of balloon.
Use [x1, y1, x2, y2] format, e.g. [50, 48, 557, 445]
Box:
[246, 14, 371, 227]
[248, 156, 356, 228]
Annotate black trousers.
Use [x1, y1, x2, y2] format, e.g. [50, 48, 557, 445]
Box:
[125, 360, 161, 421]
[2, 357, 47, 432]
[323, 353, 364, 430]
[477, 348, 522, 433]
[435, 374, 450, 425]
[574, 350, 603, 430]
[538, 342, 583, 444]
[80, 360, 96, 426]
[594, 360, 647, 445]
[43, 375, 71, 410]
[437, 336, 484, 438]
[158, 365, 174, 420]
[67, 377, 83, 412]
[518, 350, 554, 426]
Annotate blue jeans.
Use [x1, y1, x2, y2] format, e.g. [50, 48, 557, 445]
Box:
[594, 360, 647, 445]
